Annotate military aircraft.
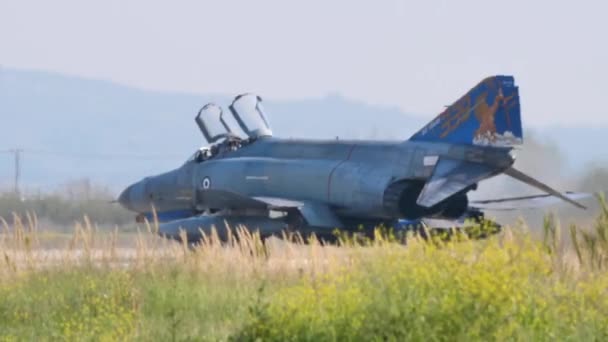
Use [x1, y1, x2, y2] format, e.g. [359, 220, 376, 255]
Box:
[118, 76, 587, 243]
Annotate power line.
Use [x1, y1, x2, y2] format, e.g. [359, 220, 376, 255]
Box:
[0, 148, 183, 161]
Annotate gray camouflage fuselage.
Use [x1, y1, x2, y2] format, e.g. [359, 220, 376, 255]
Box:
[118, 76, 584, 242]
[119, 137, 513, 229]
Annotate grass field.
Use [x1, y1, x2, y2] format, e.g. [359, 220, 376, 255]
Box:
[1, 198, 608, 341]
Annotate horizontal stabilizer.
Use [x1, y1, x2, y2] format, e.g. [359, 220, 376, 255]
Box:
[417, 158, 496, 207]
[504, 167, 587, 209]
[470, 192, 592, 211]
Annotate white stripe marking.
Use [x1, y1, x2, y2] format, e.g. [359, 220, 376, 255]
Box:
[423, 155, 439, 166]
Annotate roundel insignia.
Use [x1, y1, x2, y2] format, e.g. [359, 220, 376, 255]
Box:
[202, 177, 211, 189]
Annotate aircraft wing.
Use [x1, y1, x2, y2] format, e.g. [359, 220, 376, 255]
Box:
[470, 191, 593, 211]
[196, 189, 270, 210]
[255, 197, 341, 227]
[298, 201, 342, 228]
[253, 196, 304, 209]
[197, 190, 341, 228]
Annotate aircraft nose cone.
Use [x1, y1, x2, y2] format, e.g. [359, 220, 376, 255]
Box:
[118, 180, 148, 212]
[118, 185, 132, 210]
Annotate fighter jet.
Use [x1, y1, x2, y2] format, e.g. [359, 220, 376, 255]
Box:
[118, 76, 587, 243]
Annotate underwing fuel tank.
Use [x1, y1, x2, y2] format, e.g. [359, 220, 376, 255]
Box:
[158, 215, 287, 243]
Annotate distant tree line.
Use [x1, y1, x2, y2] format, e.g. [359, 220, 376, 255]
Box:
[0, 179, 133, 228]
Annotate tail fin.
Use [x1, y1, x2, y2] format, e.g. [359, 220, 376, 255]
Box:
[410, 76, 522, 147]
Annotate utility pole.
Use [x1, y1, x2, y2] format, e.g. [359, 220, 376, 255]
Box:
[8, 148, 23, 197]
[14, 148, 22, 196]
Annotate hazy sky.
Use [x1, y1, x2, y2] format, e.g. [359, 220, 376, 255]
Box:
[1, 0, 607, 126]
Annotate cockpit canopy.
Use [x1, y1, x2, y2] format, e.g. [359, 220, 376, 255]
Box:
[185, 146, 212, 164]
[229, 94, 273, 139]
[195, 103, 233, 143]
[184, 134, 246, 165]
[194, 93, 272, 145]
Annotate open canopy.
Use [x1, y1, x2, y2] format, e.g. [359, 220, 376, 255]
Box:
[194, 103, 235, 143]
[195, 94, 273, 144]
[229, 94, 273, 139]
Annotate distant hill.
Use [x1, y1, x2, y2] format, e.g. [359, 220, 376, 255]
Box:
[0, 68, 424, 190]
[0, 68, 605, 192]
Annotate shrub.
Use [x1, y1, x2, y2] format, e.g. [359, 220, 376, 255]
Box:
[234, 234, 608, 341]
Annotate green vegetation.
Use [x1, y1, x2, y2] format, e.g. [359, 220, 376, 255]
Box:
[0, 270, 136, 340]
[237, 236, 608, 341]
[0, 191, 133, 228]
[1, 198, 608, 341]
[0, 265, 275, 341]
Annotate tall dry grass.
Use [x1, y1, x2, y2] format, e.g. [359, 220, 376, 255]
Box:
[0, 197, 607, 340]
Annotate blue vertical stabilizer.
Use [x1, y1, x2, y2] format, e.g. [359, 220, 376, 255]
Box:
[410, 76, 522, 147]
